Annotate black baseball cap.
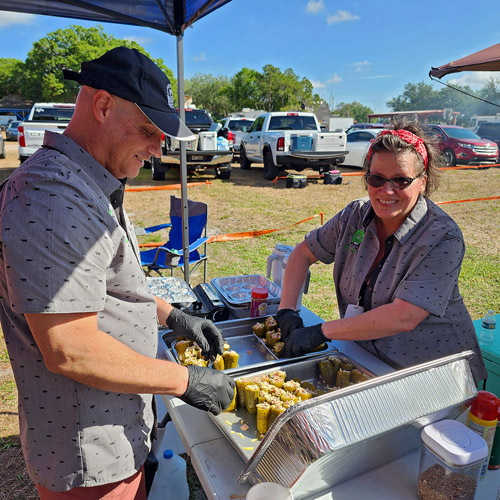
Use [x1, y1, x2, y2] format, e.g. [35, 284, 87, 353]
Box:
[63, 47, 195, 140]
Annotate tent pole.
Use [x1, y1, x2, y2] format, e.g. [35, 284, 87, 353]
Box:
[176, 33, 190, 286]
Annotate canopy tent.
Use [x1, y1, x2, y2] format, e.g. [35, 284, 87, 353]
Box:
[0, 0, 233, 284]
[429, 42, 500, 79]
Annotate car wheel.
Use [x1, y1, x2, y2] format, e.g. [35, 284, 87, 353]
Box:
[240, 145, 251, 169]
[151, 157, 166, 181]
[215, 163, 231, 180]
[263, 150, 280, 180]
[443, 149, 456, 167]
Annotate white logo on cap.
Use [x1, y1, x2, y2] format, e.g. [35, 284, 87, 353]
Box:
[166, 84, 174, 108]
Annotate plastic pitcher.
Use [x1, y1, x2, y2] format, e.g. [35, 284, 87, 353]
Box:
[266, 244, 294, 287]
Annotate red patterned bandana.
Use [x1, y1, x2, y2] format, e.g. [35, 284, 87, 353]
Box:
[366, 129, 428, 169]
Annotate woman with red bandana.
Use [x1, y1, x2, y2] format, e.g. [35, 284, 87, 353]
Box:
[277, 121, 487, 385]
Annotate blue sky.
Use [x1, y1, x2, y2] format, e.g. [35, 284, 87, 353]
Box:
[1, 0, 500, 112]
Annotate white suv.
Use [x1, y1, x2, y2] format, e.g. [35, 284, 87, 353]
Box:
[219, 117, 255, 154]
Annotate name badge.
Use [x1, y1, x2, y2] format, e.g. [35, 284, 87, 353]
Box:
[344, 304, 364, 319]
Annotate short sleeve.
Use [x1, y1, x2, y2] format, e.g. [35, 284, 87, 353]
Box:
[1, 179, 114, 313]
[395, 234, 465, 317]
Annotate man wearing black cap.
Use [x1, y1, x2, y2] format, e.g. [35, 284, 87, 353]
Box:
[0, 47, 235, 499]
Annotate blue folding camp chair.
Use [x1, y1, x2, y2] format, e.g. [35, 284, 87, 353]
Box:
[140, 196, 209, 281]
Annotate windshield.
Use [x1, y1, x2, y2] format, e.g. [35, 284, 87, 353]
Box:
[32, 107, 74, 122]
[184, 111, 212, 127]
[228, 119, 254, 131]
[443, 128, 481, 140]
[268, 115, 317, 131]
[8, 121, 20, 128]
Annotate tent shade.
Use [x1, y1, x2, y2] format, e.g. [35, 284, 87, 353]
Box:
[0, 0, 232, 35]
[430, 42, 500, 79]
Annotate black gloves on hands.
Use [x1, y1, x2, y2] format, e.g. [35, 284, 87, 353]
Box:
[276, 308, 304, 341]
[281, 323, 328, 358]
[166, 307, 224, 361]
[180, 365, 236, 415]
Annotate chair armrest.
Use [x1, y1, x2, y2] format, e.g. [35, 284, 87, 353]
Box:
[142, 223, 172, 234]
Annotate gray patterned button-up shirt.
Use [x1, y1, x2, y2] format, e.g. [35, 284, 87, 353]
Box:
[0, 132, 158, 491]
[305, 196, 487, 384]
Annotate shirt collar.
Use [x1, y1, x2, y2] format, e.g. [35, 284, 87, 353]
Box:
[361, 195, 429, 243]
[43, 131, 124, 206]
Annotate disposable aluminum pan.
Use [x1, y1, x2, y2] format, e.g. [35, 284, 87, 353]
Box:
[160, 316, 337, 375]
[211, 275, 281, 306]
[147, 277, 197, 306]
[234, 351, 477, 500]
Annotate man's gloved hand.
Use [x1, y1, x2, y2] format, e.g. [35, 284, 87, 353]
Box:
[166, 307, 224, 361]
[180, 365, 236, 415]
[282, 324, 328, 358]
[276, 308, 304, 340]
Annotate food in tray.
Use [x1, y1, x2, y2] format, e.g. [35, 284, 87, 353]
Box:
[174, 338, 239, 370]
[227, 360, 373, 436]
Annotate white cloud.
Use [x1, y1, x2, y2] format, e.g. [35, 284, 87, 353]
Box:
[0, 12, 36, 28]
[326, 10, 359, 25]
[311, 80, 326, 89]
[448, 71, 500, 88]
[327, 73, 342, 84]
[306, 0, 325, 14]
[122, 36, 153, 46]
[361, 74, 394, 80]
[192, 52, 206, 62]
[353, 60, 371, 72]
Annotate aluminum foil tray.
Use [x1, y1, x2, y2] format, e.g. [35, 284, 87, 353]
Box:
[210, 353, 375, 462]
[235, 351, 477, 500]
[147, 277, 197, 305]
[211, 275, 281, 306]
[160, 316, 337, 374]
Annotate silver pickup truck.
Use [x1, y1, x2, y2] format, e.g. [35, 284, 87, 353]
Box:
[240, 111, 347, 180]
[18, 103, 75, 163]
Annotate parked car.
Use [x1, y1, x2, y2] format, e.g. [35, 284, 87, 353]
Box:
[6, 120, 22, 141]
[476, 122, 500, 151]
[346, 123, 389, 133]
[344, 128, 385, 168]
[423, 124, 498, 166]
[219, 117, 255, 153]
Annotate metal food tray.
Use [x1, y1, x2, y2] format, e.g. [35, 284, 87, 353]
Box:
[233, 351, 477, 500]
[160, 316, 337, 374]
[211, 275, 281, 306]
[209, 352, 376, 462]
[147, 277, 197, 306]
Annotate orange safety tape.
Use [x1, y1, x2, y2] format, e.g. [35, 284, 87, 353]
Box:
[125, 180, 211, 192]
[138, 213, 324, 248]
[436, 196, 500, 205]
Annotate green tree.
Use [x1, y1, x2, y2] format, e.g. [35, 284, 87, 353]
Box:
[227, 68, 261, 111]
[185, 74, 232, 118]
[387, 81, 440, 111]
[334, 101, 373, 123]
[22, 25, 177, 103]
[0, 58, 25, 98]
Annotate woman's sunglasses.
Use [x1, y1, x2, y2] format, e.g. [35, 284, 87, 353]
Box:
[364, 174, 421, 190]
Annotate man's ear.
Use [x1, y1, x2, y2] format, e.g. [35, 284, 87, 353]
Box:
[92, 90, 114, 124]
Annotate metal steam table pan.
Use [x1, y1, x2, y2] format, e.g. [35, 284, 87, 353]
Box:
[160, 315, 337, 375]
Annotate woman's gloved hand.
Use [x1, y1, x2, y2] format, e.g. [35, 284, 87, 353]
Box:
[276, 308, 304, 340]
[166, 308, 224, 361]
[282, 323, 328, 358]
[180, 365, 236, 415]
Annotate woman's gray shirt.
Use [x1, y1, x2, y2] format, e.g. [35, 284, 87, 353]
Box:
[305, 196, 487, 384]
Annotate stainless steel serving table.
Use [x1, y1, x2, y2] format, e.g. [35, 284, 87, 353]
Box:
[160, 307, 500, 499]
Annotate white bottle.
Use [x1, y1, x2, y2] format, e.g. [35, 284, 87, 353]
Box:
[148, 449, 189, 500]
[479, 309, 496, 346]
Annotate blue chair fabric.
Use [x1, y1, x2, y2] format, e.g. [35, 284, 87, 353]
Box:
[140, 196, 208, 281]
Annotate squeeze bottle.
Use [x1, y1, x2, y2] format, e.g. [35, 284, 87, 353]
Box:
[147, 449, 189, 500]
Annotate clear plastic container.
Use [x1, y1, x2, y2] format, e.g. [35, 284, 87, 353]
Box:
[418, 419, 488, 500]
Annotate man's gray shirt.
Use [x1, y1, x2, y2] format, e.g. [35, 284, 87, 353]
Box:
[0, 132, 158, 491]
[305, 196, 487, 384]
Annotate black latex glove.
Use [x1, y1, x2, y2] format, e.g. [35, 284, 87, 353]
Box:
[282, 323, 328, 358]
[276, 308, 304, 341]
[180, 365, 236, 415]
[166, 307, 224, 361]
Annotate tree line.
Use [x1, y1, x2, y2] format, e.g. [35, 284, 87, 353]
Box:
[1, 25, 500, 124]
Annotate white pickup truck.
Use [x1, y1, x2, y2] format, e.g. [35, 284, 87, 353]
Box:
[18, 102, 75, 163]
[239, 111, 347, 180]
